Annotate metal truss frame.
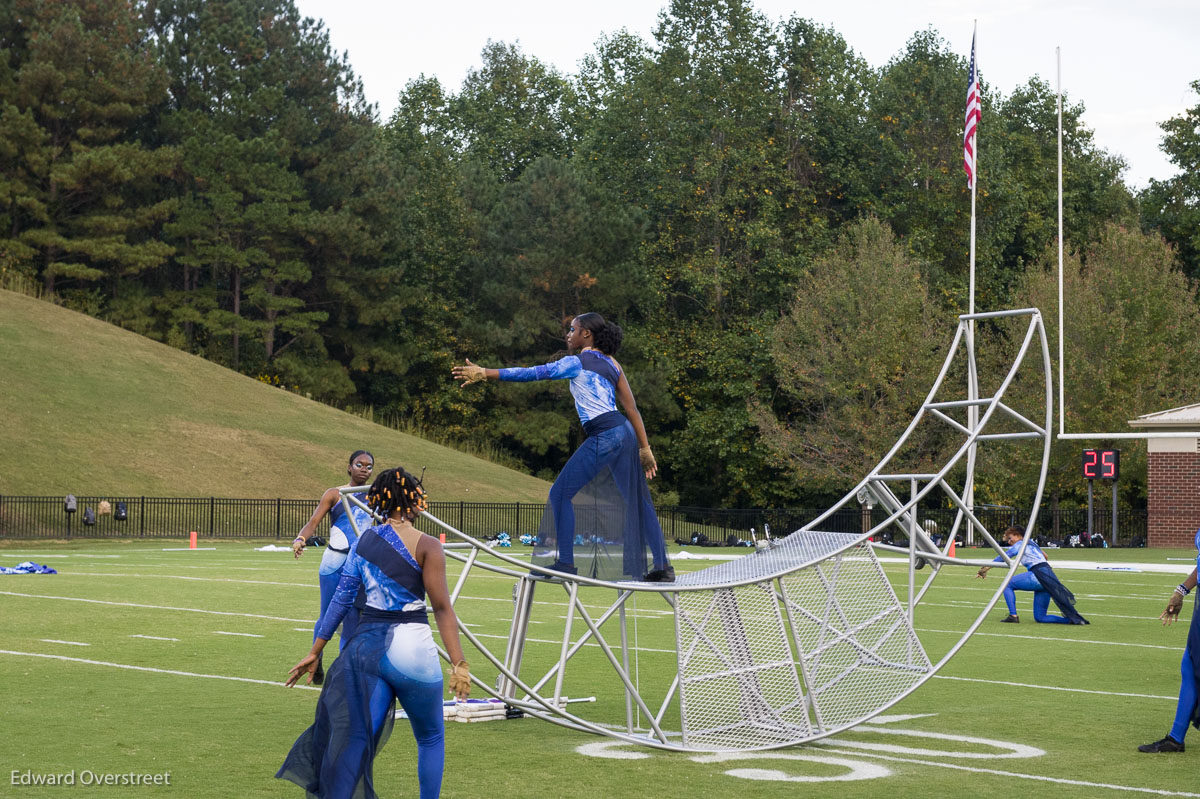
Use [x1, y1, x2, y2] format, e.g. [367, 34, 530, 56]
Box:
[331, 308, 1052, 753]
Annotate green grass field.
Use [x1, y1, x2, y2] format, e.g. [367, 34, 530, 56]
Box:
[0, 289, 547, 502]
[1, 537, 1197, 799]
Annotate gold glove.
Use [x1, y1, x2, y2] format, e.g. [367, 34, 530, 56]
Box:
[448, 660, 471, 699]
[639, 446, 656, 473]
[455, 360, 486, 386]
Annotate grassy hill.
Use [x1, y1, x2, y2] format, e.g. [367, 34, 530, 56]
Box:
[0, 290, 548, 501]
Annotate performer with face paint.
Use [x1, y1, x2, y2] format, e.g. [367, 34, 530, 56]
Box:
[1138, 527, 1200, 754]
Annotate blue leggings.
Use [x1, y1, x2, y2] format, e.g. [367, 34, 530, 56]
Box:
[1169, 646, 1197, 744]
[278, 623, 445, 799]
[324, 663, 444, 798]
[548, 421, 667, 570]
[1003, 572, 1072, 624]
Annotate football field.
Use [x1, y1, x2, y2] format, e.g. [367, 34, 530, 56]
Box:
[1, 539, 1197, 798]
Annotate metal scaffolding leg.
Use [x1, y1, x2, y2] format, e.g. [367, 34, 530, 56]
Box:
[498, 576, 537, 701]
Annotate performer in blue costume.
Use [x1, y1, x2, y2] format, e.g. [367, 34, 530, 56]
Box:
[279, 466, 470, 798]
[1138, 526, 1200, 754]
[452, 312, 673, 582]
[293, 451, 377, 683]
[977, 526, 1088, 625]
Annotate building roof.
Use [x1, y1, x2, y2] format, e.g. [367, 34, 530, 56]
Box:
[1128, 402, 1200, 428]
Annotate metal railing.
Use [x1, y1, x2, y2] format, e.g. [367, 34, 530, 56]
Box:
[0, 495, 1148, 545]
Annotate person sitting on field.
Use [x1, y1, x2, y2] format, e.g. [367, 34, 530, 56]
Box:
[976, 525, 1088, 625]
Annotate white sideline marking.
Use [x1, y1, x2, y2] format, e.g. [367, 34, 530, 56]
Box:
[933, 674, 1175, 701]
[0, 590, 312, 623]
[214, 631, 264, 638]
[0, 649, 319, 691]
[917, 627, 1181, 652]
[40, 639, 89, 647]
[816, 746, 1200, 797]
[162, 547, 216, 551]
[293, 627, 312, 632]
[130, 635, 179, 641]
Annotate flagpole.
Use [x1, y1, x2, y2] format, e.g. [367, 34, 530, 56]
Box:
[965, 21, 979, 535]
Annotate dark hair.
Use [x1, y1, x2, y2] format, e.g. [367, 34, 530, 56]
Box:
[575, 312, 623, 356]
[349, 450, 373, 466]
[365, 467, 427, 521]
[1004, 525, 1025, 538]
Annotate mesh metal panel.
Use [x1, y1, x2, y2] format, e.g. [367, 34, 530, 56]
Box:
[676, 582, 811, 749]
[782, 537, 929, 731]
[673, 530, 929, 748]
[669, 529, 866, 586]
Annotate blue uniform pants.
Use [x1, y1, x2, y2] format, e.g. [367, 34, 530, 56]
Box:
[547, 420, 667, 573]
[1003, 571, 1072, 624]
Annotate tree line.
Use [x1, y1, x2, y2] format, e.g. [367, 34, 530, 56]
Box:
[2, 0, 1198, 510]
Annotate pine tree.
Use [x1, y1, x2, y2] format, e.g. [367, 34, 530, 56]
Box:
[0, 0, 175, 303]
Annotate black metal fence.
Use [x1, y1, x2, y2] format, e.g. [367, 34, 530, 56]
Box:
[0, 495, 1149, 546]
[658, 505, 1148, 548]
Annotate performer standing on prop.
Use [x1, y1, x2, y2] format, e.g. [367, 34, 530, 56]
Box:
[977, 525, 1088, 625]
[292, 450, 375, 683]
[279, 466, 471, 799]
[452, 312, 673, 582]
[1137, 527, 1200, 754]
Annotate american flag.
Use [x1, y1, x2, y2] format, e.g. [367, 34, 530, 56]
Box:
[963, 32, 980, 188]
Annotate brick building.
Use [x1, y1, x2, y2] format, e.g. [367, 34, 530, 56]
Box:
[1129, 403, 1200, 547]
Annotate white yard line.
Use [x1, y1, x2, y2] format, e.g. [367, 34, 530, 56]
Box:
[213, 631, 264, 638]
[130, 635, 179, 641]
[39, 639, 89, 646]
[922, 600, 1161, 621]
[13, 572, 677, 616]
[55, 572, 314, 588]
[0, 590, 312, 623]
[0, 649, 319, 691]
[931, 674, 1175, 701]
[470, 631, 677, 655]
[917, 627, 1182, 651]
[815, 745, 1200, 797]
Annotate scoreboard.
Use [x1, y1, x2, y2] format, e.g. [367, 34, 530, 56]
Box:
[1081, 449, 1119, 481]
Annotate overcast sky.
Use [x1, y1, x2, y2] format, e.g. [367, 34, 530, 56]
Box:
[293, 0, 1199, 190]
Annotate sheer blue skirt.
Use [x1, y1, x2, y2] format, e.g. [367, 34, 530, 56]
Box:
[278, 621, 445, 798]
[533, 415, 668, 580]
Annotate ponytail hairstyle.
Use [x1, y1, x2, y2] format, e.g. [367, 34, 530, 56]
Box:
[365, 466, 428, 522]
[575, 312, 623, 356]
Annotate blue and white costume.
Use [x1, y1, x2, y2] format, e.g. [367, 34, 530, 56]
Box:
[499, 351, 668, 580]
[279, 523, 445, 799]
[314, 493, 373, 651]
[1165, 529, 1200, 745]
[993, 539, 1088, 625]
